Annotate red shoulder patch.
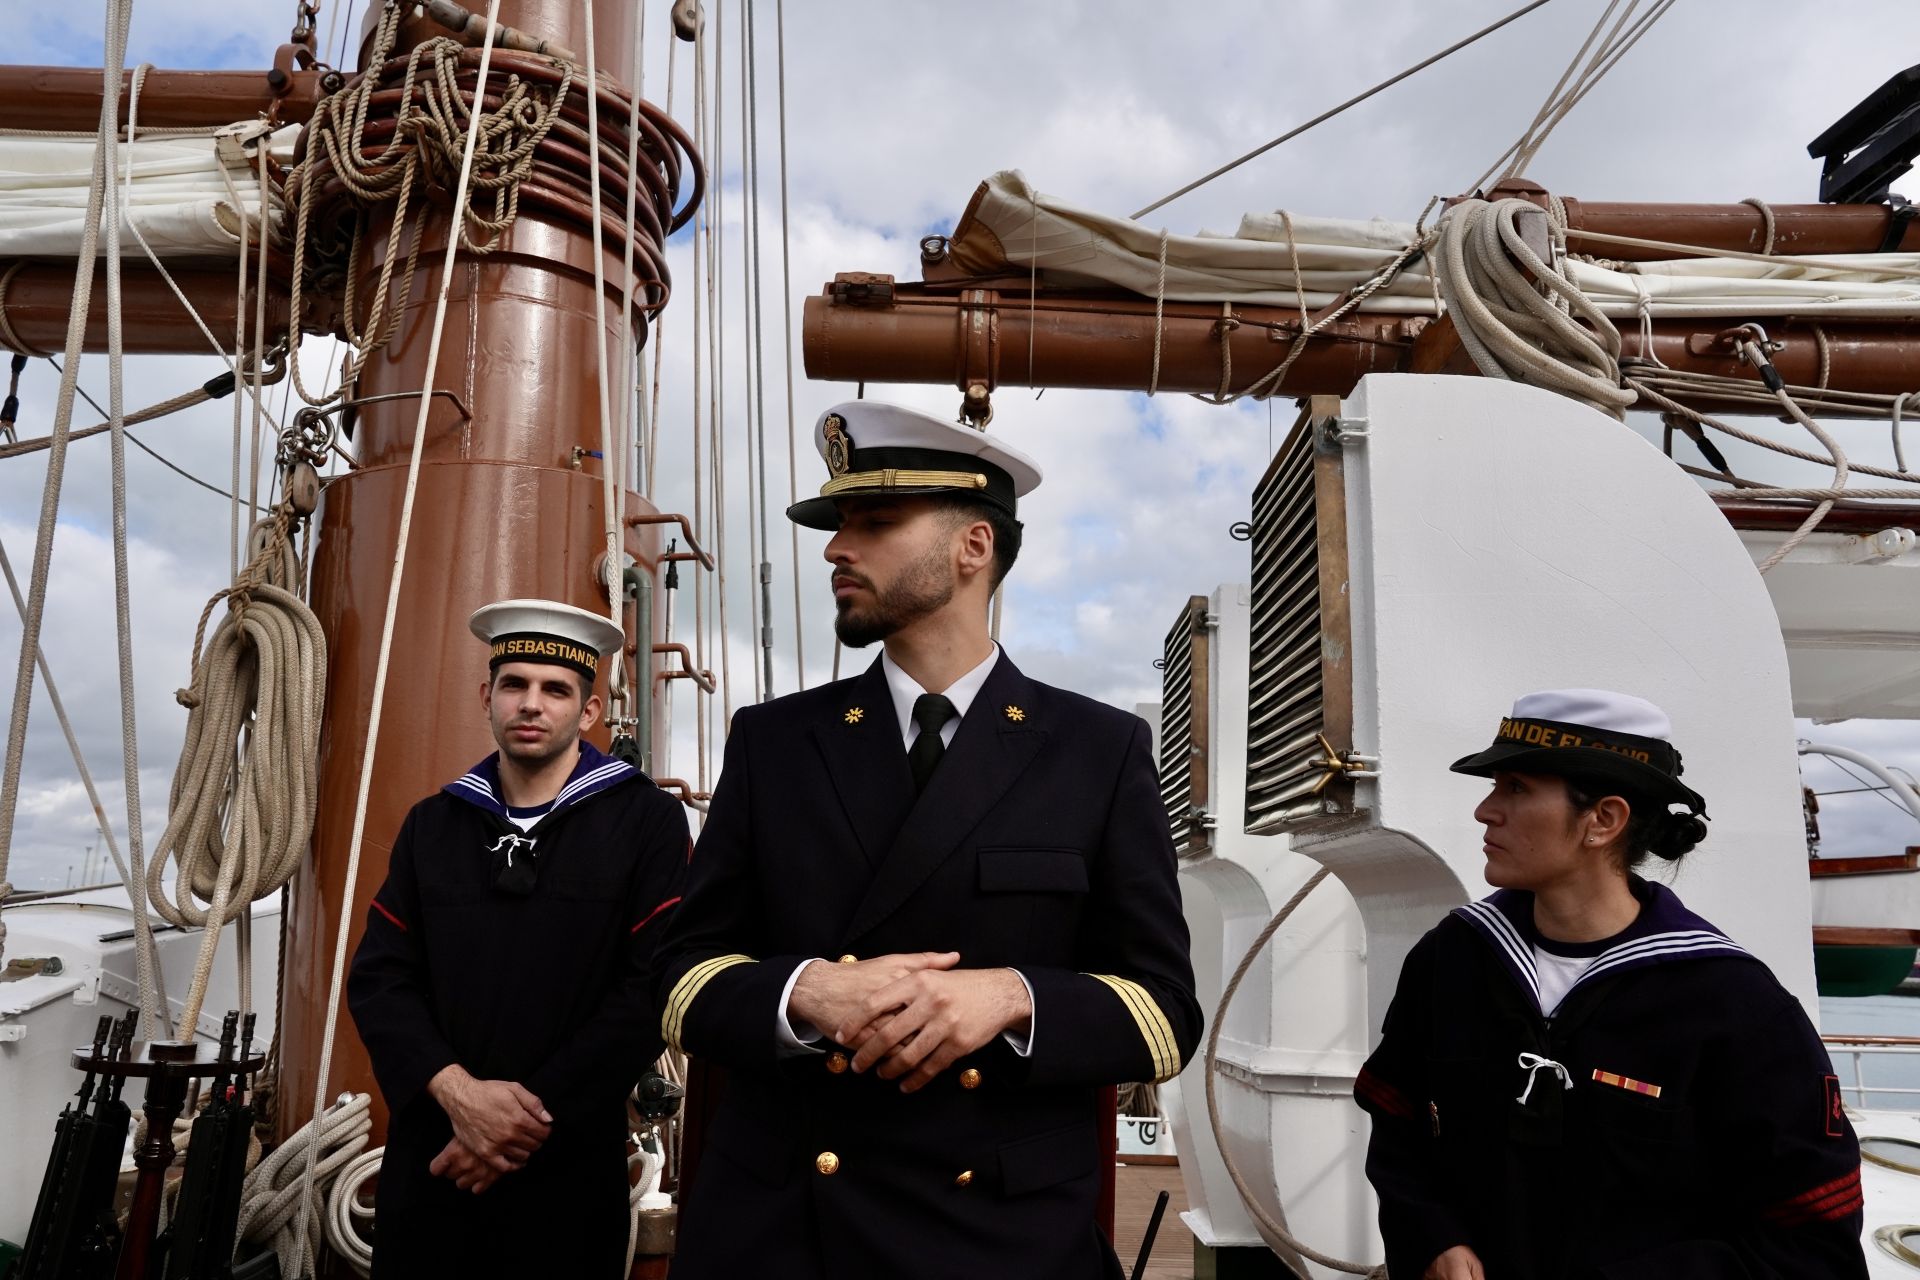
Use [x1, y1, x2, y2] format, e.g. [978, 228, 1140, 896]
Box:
[1826, 1074, 1845, 1138]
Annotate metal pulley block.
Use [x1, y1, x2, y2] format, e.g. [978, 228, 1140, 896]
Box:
[285, 461, 321, 517]
[672, 0, 703, 42]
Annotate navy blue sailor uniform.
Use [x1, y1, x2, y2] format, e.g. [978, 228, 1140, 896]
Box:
[346, 742, 688, 1278]
[1355, 876, 1867, 1279]
[653, 651, 1203, 1279]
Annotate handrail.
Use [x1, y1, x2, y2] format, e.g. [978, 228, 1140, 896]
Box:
[1801, 742, 1920, 827]
[1822, 1035, 1920, 1109]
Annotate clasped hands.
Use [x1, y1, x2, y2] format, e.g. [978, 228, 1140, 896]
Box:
[425, 1064, 553, 1194]
[787, 951, 1032, 1094]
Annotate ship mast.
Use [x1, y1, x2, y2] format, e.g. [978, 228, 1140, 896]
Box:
[0, 0, 706, 1145]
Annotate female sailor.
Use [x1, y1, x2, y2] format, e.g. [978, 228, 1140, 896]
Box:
[1354, 689, 1867, 1280]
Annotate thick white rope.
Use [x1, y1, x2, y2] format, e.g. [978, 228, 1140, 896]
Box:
[1202, 866, 1385, 1277]
[289, 7, 507, 1269]
[324, 1146, 382, 1276]
[146, 512, 326, 1034]
[100, 0, 164, 1039]
[236, 1092, 373, 1277]
[1436, 198, 1637, 420]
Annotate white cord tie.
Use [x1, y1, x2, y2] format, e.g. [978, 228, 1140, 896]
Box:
[1516, 1052, 1574, 1105]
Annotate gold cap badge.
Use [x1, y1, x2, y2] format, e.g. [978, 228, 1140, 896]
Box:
[824, 414, 852, 477]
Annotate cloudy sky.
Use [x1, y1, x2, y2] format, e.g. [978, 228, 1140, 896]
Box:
[5, 0, 1920, 892]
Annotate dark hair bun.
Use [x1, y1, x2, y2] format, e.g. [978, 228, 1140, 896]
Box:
[1649, 812, 1708, 861]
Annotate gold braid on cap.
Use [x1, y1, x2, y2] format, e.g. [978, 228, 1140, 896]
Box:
[819, 469, 989, 497]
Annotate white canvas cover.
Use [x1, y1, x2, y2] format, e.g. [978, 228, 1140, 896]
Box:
[0, 125, 298, 259]
[956, 170, 1920, 320]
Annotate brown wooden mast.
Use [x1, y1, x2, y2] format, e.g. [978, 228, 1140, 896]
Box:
[0, 0, 703, 1146]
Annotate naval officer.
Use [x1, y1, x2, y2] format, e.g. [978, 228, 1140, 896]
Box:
[347, 599, 688, 1277]
[654, 400, 1203, 1279]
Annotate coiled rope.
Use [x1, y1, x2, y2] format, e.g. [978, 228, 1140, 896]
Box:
[1436, 197, 1637, 420]
[1203, 866, 1388, 1278]
[146, 503, 326, 1034]
[234, 1091, 373, 1278]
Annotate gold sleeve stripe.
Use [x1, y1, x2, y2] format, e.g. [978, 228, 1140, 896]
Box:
[1088, 974, 1181, 1083]
[664, 954, 755, 1050]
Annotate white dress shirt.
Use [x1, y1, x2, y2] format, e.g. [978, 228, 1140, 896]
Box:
[776, 644, 1036, 1058]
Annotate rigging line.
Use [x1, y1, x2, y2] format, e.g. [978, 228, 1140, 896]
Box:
[1481, 0, 1632, 187]
[773, 0, 803, 690]
[622, 0, 649, 498]
[48, 356, 267, 509]
[290, 6, 507, 1270]
[581, 0, 631, 728]
[691, 11, 712, 792]
[101, 0, 164, 1040]
[712, 0, 736, 733]
[0, 532, 173, 1036]
[249, 135, 273, 529]
[736, 0, 763, 707]
[1491, 0, 1676, 186]
[746, 0, 775, 702]
[1130, 0, 1556, 220]
[645, 33, 680, 500]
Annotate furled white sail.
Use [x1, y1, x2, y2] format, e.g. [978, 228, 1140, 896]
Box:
[957, 170, 1920, 319]
[0, 124, 298, 258]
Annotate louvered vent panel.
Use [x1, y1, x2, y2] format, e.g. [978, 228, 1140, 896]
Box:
[1244, 411, 1342, 831]
[1157, 596, 1210, 856]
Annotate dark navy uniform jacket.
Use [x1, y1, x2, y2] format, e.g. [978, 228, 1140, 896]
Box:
[654, 654, 1202, 1280]
[1357, 877, 1868, 1280]
[347, 743, 688, 1279]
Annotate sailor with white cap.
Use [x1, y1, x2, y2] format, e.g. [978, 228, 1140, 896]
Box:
[657, 401, 1201, 1278]
[348, 598, 689, 1278]
[1356, 689, 1866, 1280]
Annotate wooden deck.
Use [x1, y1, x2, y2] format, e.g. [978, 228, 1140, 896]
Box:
[1114, 1162, 1196, 1279]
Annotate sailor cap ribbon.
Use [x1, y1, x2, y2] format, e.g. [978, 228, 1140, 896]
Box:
[1450, 688, 1706, 814]
[469, 598, 624, 684]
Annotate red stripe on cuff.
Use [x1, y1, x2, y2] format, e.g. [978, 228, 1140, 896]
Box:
[1764, 1167, 1861, 1222]
[1354, 1066, 1417, 1119]
[370, 899, 408, 933]
[631, 895, 683, 935]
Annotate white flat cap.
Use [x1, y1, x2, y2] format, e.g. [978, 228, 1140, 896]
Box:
[786, 400, 1043, 530]
[469, 598, 623, 683]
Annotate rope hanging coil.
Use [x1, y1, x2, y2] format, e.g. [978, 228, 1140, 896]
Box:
[146, 506, 326, 1034]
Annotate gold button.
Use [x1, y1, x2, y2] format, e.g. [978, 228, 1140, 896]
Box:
[954, 1169, 974, 1188]
[826, 1052, 849, 1075]
[959, 1068, 982, 1090]
[815, 1151, 840, 1176]
[837, 954, 857, 965]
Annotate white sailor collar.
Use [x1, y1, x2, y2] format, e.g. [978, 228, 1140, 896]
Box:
[1451, 876, 1753, 1012]
[444, 740, 636, 821]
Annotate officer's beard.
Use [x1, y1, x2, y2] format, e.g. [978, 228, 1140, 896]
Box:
[833, 543, 956, 648]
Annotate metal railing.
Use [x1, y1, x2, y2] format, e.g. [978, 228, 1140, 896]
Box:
[1824, 1034, 1920, 1108]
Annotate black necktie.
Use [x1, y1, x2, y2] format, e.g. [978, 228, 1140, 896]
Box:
[907, 693, 957, 793]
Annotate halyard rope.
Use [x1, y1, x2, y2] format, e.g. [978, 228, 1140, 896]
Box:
[289, 4, 508, 1268]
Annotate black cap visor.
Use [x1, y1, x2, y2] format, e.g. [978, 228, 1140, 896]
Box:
[1450, 717, 1706, 815]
